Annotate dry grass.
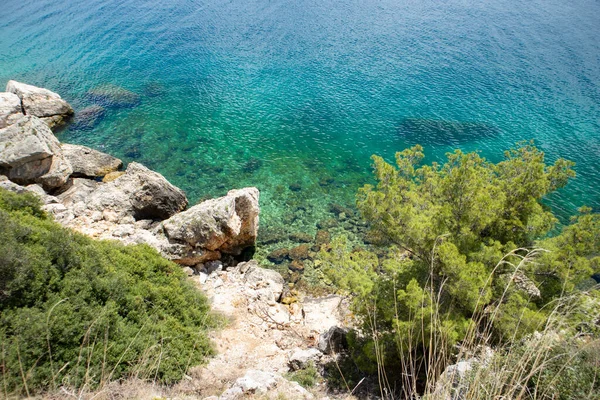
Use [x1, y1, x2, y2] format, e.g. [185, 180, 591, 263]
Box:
[340, 247, 600, 400]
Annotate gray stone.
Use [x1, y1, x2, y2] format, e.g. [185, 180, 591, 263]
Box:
[62, 143, 122, 178]
[162, 187, 259, 255]
[243, 261, 284, 301]
[199, 272, 209, 284]
[0, 179, 58, 205]
[56, 178, 100, 207]
[205, 260, 223, 274]
[86, 162, 187, 220]
[160, 243, 221, 266]
[0, 115, 72, 189]
[219, 386, 243, 400]
[317, 326, 349, 355]
[237, 260, 253, 273]
[0, 92, 24, 129]
[6, 81, 73, 128]
[302, 295, 347, 333]
[233, 370, 278, 395]
[112, 224, 135, 237]
[288, 348, 322, 371]
[182, 266, 195, 276]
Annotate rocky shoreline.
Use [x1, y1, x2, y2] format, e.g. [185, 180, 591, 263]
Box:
[1, 80, 261, 270]
[0, 81, 353, 399]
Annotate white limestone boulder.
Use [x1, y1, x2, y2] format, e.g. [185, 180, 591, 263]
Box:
[0, 92, 24, 128]
[61, 143, 122, 178]
[162, 187, 259, 255]
[6, 81, 73, 129]
[0, 115, 72, 189]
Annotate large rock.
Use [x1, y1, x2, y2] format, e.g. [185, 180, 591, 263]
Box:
[288, 348, 322, 371]
[302, 295, 349, 334]
[86, 162, 187, 220]
[0, 92, 24, 129]
[56, 178, 100, 208]
[162, 187, 259, 255]
[0, 115, 72, 189]
[62, 143, 122, 178]
[6, 81, 73, 129]
[317, 326, 349, 355]
[242, 260, 285, 301]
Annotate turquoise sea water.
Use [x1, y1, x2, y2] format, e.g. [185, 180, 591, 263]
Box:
[1, 0, 599, 242]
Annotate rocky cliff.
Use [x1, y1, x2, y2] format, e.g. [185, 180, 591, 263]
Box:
[0, 81, 352, 400]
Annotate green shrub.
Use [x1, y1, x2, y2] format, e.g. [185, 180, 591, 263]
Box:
[0, 188, 220, 396]
[286, 362, 320, 388]
[319, 143, 599, 396]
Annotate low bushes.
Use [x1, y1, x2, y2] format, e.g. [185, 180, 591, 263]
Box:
[0, 188, 220, 396]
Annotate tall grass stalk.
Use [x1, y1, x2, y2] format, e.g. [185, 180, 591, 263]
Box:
[355, 247, 599, 399]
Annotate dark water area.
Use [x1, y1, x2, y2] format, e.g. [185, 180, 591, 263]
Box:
[1, 0, 599, 243]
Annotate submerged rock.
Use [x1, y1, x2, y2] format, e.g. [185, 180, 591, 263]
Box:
[86, 84, 141, 108]
[289, 182, 302, 192]
[318, 176, 334, 187]
[71, 105, 105, 130]
[242, 157, 263, 173]
[6, 80, 74, 129]
[397, 117, 500, 146]
[267, 248, 290, 263]
[0, 115, 72, 189]
[315, 229, 330, 246]
[289, 244, 310, 260]
[289, 260, 305, 272]
[62, 143, 122, 178]
[162, 187, 259, 255]
[142, 81, 165, 97]
[0, 92, 24, 129]
[289, 232, 313, 243]
[317, 218, 338, 229]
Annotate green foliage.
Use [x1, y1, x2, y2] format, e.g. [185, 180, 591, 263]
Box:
[319, 143, 599, 394]
[0, 188, 220, 396]
[286, 362, 320, 388]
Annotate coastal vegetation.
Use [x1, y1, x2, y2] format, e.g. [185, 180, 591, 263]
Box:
[0, 189, 220, 397]
[0, 139, 598, 399]
[320, 142, 600, 398]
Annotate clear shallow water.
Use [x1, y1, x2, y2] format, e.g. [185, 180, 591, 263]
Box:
[1, 0, 599, 239]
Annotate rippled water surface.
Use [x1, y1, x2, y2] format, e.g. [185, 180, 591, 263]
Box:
[1, 0, 599, 237]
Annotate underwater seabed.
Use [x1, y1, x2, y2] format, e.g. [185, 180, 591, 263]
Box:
[49, 77, 599, 287]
